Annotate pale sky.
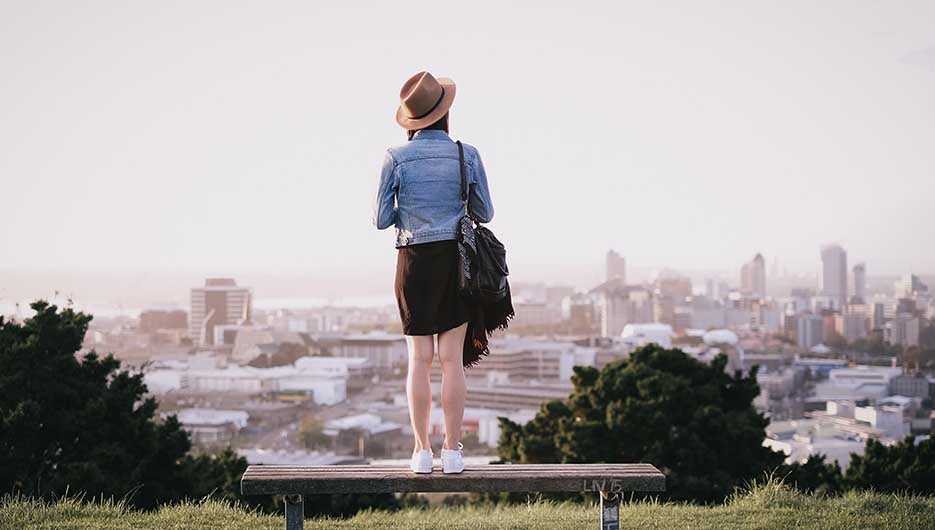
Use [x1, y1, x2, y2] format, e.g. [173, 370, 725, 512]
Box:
[1, 1, 934, 301]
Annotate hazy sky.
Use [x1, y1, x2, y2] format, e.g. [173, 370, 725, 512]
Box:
[2, 1, 934, 298]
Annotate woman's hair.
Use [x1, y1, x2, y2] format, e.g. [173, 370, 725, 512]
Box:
[407, 112, 449, 141]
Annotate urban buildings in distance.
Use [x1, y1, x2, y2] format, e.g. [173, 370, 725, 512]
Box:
[189, 278, 253, 346]
[73, 244, 934, 469]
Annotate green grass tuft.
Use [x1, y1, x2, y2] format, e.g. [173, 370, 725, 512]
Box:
[2, 484, 934, 530]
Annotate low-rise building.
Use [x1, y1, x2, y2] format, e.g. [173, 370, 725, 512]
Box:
[323, 413, 404, 457]
[174, 408, 249, 445]
[431, 338, 595, 384]
[143, 356, 351, 405]
[811, 365, 903, 403]
[890, 373, 932, 399]
[316, 332, 407, 370]
[463, 380, 573, 410]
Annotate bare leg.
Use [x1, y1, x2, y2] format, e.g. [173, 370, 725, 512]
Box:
[437, 322, 468, 450]
[405, 334, 435, 452]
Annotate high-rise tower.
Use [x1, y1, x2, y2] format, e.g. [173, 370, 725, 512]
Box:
[820, 244, 848, 310]
[606, 250, 626, 285]
[852, 263, 866, 304]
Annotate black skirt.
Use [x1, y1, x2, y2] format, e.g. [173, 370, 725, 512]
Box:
[395, 239, 471, 336]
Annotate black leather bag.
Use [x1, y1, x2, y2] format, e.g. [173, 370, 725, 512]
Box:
[456, 141, 509, 303]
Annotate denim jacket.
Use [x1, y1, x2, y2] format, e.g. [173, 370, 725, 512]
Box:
[372, 129, 494, 247]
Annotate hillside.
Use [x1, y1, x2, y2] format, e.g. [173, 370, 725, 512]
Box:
[2, 483, 933, 530]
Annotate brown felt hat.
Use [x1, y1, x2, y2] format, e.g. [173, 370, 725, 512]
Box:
[395, 71, 456, 130]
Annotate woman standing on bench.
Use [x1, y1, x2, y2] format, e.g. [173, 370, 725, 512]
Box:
[373, 71, 495, 474]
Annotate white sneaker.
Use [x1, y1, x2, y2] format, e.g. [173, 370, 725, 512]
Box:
[441, 442, 465, 474]
[410, 448, 433, 473]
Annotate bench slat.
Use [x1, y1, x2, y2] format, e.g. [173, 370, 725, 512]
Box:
[241, 463, 665, 495]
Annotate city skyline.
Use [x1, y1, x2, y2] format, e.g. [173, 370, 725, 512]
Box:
[1, 243, 931, 318]
[1, 2, 934, 284]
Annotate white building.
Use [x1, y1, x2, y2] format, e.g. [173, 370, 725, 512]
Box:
[143, 357, 350, 405]
[764, 418, 866, 469]
[621, 323, 673, 348]
[812, 365, 903, 402]
[294, 355, 371, 377]
[323, 413, 401, 437]
[854, 405, 909, 439]
[174, 408, 249, 445]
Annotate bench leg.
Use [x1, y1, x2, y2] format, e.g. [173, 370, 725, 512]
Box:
[284, 494, 304, 530]
[599, 491, 619, 530]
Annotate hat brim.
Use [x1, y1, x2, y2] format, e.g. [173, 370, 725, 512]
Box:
[395, 78, 456, 130]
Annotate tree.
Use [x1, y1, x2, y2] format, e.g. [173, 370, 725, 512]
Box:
[297, 417, 330, 450]
[845, 436, 935, 494]
[777, 454, 844, 495]
[497, 344, 785, 503]
[178, 446, 273, 511]
[0, 301, 245, 509]
[248, 342, 309, 368]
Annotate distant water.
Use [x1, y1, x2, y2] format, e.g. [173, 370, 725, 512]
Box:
[0, 298, 142, 319]
[253, 295, 396, 309]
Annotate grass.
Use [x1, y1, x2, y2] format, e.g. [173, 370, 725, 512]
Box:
[2, 481, 934, 530]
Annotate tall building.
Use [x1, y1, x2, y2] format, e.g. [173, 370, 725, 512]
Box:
[834, 314, 868, 343]
[797, 314, 825, 350]
[751, 253, 766, 298]
[655, 272, 692, 301]
[851, 263, 866, 304]
[189, 278, 253, 346]
[895, 273, 929, 299]
[598, 286, 652, 337]
[820, 244, 848, 310]
[606, 250, 626, 284]
[704, 277, 729, 301]
[884, 314, 920, 348]
[652, 295, 675, 326]
[740, 253, 766, 299]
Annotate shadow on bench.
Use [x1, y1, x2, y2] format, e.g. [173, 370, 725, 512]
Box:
[241, 462, 665, 530]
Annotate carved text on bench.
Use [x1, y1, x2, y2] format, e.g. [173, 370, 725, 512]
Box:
[582, 479, 624, 493]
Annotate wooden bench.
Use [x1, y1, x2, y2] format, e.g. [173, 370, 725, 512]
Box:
[241, 463, 665, 530]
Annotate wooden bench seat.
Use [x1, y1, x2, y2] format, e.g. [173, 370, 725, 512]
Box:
[241, 462, 665, 529]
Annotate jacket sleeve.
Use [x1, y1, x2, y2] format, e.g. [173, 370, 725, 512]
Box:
[468, 148, 494, 223]
[372, 151, 398, 229]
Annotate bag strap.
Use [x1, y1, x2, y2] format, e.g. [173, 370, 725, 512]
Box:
[456, 140, 472, 220]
